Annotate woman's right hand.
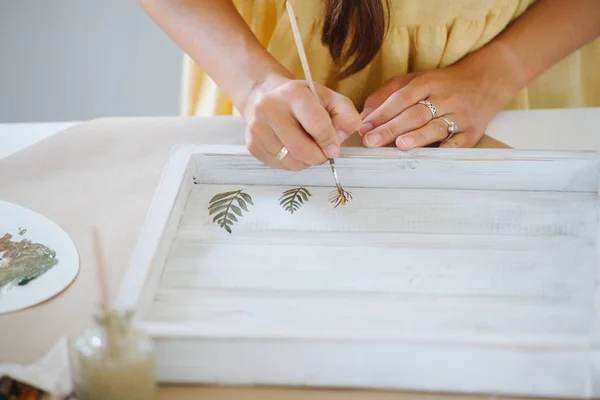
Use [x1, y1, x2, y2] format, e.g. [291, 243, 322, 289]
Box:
[242, 76, 362, 171]
[138, 0, 360, 169]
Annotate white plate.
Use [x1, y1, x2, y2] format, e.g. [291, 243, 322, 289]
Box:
[0, 200, 79, 314]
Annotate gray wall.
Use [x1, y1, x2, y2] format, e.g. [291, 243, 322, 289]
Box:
[0, 0, 183, 123]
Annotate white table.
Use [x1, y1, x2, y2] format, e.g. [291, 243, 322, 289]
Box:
[484, 108, 600, 150]
[0, 122, 79, 159]
[0, 109, 598, 159]
[0, 110, 598, 400]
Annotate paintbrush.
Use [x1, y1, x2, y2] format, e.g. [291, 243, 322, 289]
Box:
[92, 229, 118, 358]
[285, 1, 352, 207]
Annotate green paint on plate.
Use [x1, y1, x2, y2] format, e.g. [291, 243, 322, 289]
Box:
[0, 233, 58, 293]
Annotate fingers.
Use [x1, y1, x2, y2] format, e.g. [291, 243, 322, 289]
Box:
[359, 77, 430, 136]
[439, 130, 483, 148]
[245, 120, 310, 171]
[437, 115, 474, 148]
[290, 83, 340, 158]
[289, 81, 362, 154]
[439, 133, 470, 148]
[358, 67, 491, 151]
[266, 110, 328, 166]
[394, 114, 473, 150]
[362, 99, 442, 148]
[360, 73, 416, 120]
[395, 117, 454, 150]
[246, 79, 362, 170]
[245, 134, 284, 170]
[316, 84, 362, 144]
[251, 80, 333, 165]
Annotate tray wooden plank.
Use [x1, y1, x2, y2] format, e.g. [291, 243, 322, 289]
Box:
[160, 240, 592, 298]
[192, 149, 600, 192]
[182, 185, 597, 236]
[143, 183, 596, 344]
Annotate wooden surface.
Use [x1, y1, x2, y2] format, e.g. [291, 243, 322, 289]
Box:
[157, 386, 542, 399]
[122, 146, 600, 398]
[153, 185, 596, 340]
[0, 116, 595, 399]
[193, 152, 599, 192]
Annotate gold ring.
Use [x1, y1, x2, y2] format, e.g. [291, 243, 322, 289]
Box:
[275, 146, 289, 161]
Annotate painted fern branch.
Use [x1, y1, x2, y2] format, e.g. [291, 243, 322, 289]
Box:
[280, 187, 312, 214]
[208, 189, 253, 233]
[329, 187, 352, 208]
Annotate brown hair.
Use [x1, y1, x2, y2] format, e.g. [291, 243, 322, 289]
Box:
[321, 0, 391, 79]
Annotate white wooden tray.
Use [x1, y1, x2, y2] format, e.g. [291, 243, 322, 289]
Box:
[118, 144, 600, 399]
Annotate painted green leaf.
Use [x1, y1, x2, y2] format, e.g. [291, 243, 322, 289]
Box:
[209, 198, 231, 210]
[239, 192, 254, 205]
[230, 205, 242, 216]
[208, 189, 253, 233]
[282, 189, 297, 196]
[299, 190, 310, 202]
[208, 205, 228, 214]
[212, 210, 227, 223]
[279, 196, 293, 206]
[279, 187, 312, 215]
[210, 190, 239, 203]
[235, 197, 248, 212]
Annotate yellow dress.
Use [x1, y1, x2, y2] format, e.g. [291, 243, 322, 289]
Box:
[181, 0, 600, 117]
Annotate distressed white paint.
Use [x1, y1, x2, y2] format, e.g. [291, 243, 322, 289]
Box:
[118, 145, 600, 399]
[151, 339, 593, 398]
[192, 147, 600, 192]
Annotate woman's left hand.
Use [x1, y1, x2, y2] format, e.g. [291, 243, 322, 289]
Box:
[359, 65, 509, 149]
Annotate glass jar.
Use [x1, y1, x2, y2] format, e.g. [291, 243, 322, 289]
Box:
[69, 310, 156, 400]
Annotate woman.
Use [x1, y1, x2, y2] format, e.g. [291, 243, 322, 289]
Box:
[139, 0, 600, 171]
